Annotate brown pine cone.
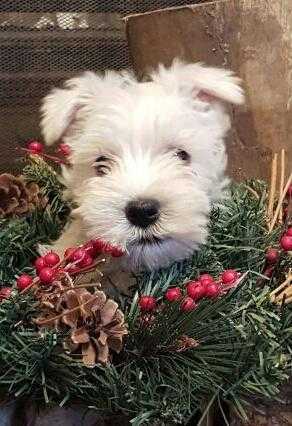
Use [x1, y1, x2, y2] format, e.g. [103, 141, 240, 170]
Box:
[0, 173, 47, 218]
[35, 285, 128, 367]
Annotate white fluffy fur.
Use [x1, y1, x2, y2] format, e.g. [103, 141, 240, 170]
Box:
[41, 60, 244, 271]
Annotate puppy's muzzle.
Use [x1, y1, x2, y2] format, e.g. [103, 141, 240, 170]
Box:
[125, 198, 160, 229]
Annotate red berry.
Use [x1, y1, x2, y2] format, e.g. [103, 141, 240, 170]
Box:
[57, 143, 71, 157]
[38, 267, 55, 284]
[92, 239, 106, 253]
[165, 287, 182, 302]
[286, 228, 292, 237]
[27, 140, 44, 154]
[43, 252, 60, 267]
[221, 269, 238, 285]
[265, 248, 279, 264]
[71, 248, 86, 262]
[280, 235, 292, 251]
[205, 283, 221, 298]
[34, 256, 46, 272]
[199, 274, 214, 286]
[64, 247, 77, 260]
[82, 241, 96, 258]
[285, 185, 292, 198]
[181, 297, 197, 312]
[111, 246, 124, 257]
[139, 295, 156, 312]
[103, 244, 114, 254]
[79, 254, 93, 268]
[0, 287, 12, 301]
[263, 266, 274, 278]
[199, 274, 213, 281]
[186, 281, 205, 300]
[17, 274, 33, 290]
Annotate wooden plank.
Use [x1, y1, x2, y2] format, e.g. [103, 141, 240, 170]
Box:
[125, 0, 292, 181]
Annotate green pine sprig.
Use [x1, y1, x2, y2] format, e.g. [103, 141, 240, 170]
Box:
[0, 156, 71, 284]
[0, 159, 291, 426]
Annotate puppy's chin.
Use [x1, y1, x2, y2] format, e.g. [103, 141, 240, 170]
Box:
[122, 237, 198, 271]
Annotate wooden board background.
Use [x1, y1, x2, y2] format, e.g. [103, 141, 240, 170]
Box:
[126, 0, 292, 181]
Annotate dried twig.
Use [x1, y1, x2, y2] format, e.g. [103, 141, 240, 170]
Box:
[267, 153, 278, 223]
[278, 149, 286, 223]
[19, 147, 71, 166]
[270, 270, 292, 304]
[243, 184, 260, 200]
[20, 258, 106, 295]
[269, 173, 292, 233]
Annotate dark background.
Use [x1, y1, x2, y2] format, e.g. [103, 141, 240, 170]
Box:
[0, 0, 205, 173]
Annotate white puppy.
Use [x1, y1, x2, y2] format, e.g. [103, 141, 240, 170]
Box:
[41, 60, 244, 271]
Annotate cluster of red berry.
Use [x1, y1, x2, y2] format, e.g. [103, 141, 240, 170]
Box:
[27, 140, 71, 157]
[264, 226, 292, 277]
[280, 227, 292, 251]
[138, 269, 239, 313]
[25, 140, 71, 165]
[16, 239, 124, 292]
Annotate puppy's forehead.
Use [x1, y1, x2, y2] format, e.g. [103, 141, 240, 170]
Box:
[121, 84, 182, 149]
[83, 80, 191, 158]
[132, 81, 180, 111]
[135, 81, 166, 97]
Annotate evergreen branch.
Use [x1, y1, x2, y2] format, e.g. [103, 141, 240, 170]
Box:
[0, 156, 70, 284]
[0, 171, 291, 425]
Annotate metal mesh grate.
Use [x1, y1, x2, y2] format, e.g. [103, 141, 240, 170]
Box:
[0, 11, 128, 106]
[1, 1, 202, 13]
[0, 1, 202, 171]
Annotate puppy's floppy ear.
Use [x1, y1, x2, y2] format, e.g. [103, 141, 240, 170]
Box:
[152, 59, 244, 105]
[40, 71, 100, 145]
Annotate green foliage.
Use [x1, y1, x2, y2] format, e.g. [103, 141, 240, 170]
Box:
[0, 162, 291, 425]
[135, 181, 279, 299]
[124, 279, 290, 424]
[23, 155, 69, 218]
[209, 181, 281, 272]
[0, 156, 70, 284]
[123, 180, 291, 424]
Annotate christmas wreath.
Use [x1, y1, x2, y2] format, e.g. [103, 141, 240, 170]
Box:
[0, 143, 291, 425]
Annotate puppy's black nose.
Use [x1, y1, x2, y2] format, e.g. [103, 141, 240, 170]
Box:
[125, 199, 160, 228]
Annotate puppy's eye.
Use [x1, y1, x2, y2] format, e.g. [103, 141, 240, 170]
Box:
[94, 156, 111, 177]
[95, 164, 110, 176]
[176, 150, 191, 163]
